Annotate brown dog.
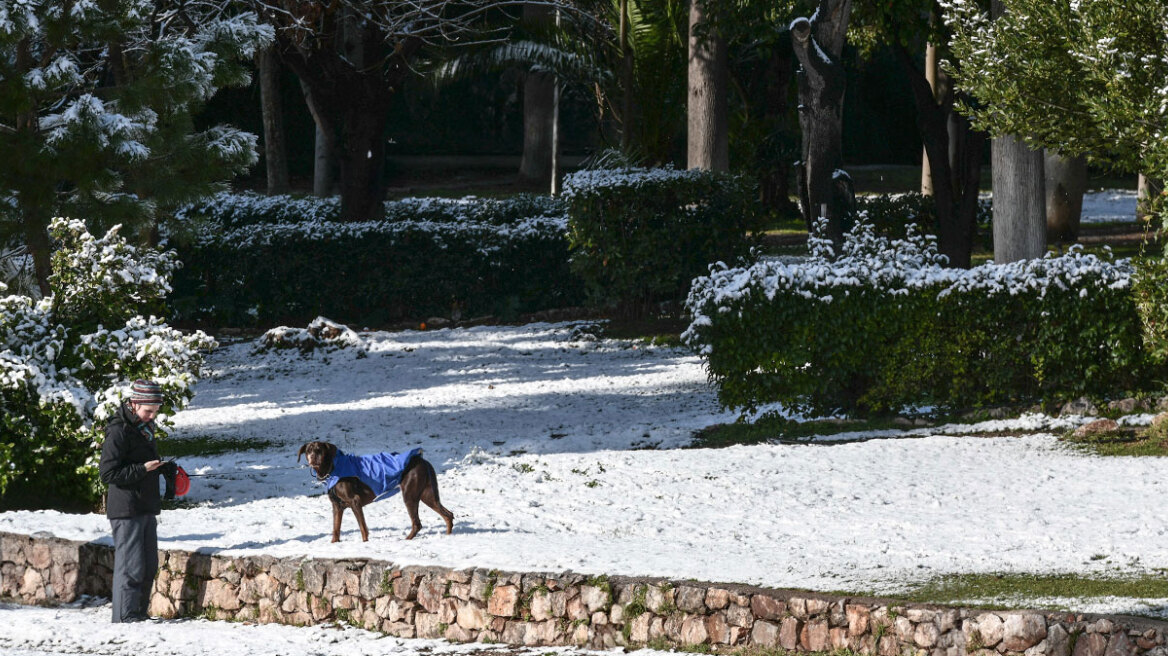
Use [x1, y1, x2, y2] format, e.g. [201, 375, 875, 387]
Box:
[297, 441, 455, 541]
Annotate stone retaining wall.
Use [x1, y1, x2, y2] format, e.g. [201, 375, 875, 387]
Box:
[3, 531, 1166, 656]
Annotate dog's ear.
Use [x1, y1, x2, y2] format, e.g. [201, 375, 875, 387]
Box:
[326, 443, 337, 461]
[296, 443, 308, 463]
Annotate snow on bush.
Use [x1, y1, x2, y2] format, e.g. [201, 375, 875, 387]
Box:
[0, 218, 216, 505]
[684, 217, 1147, 415]
[258, 316, 367, 358]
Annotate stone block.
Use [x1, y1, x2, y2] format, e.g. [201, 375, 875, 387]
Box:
[706, 588, 731, 610]
[780, 617, 803, 650]
[1001, 613, 1047, 652]
[415, 612, 442, 638]
[681, 616, 710, 645]
[489, 585, 520, 617]
[803, 618, 831, 651]
[676, 586, 707, 613]
[417, 577, 446, 613]
[848, 604, 871, 636]
[457, 602, 487, 630]
[706, 612, 731, 644]
[752, 620, 781, 647]
[579, 585, 610, 612]
[646, 585, 674, 613]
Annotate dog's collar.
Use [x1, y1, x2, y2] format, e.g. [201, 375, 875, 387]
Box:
[311, 462, 333, 482]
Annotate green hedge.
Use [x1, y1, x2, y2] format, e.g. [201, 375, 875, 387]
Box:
[684, 222, 1151, 416]
[562, 167, 760, 316]
[167, 193, 582, 326]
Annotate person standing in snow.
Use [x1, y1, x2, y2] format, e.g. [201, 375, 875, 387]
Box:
[99, 379, 176, 623]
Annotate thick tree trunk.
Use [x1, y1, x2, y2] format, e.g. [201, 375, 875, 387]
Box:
[337, 97, 391, 221]
[618, 0, 635, 152]
[1138, 174, 1163, 222]
[687, 0, 728, 171]
[258, 46, 290, 195]
[519, 4, 556, 184]
[790, 0, 853, 242]
[759, 42, 797, 217]
[989, 0, 1045, 263]
[992, 135, 1046, 262]
[895, 47, 984, 268]
[1044, 151, 1087, 244]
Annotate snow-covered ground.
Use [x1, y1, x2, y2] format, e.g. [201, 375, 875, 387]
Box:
[4, 188, 1166, 651]
[3, 324, 1167, 609]
[1081, 189, 1139, 223]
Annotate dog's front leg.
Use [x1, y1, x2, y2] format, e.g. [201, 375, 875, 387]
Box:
[331, 501, 345, 542]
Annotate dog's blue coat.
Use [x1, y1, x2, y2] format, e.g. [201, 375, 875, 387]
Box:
[317, 448, 422, 501]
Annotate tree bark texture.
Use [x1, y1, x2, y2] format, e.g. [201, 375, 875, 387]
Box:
[618, 0, 635, 152]
[920, 41, 938, 196]
[1043, 151, 1087, 244]
[790, 0, 853, 242]
[687, 0, 728, 171]
[519, 4, 556, 184]
[1138, 174, 1163, 222]
[258, 46, 290, 195]
[299, 78, 337, 197]
[277, 14, 419, 220]
[895, 47, 985, 268]
[992, 134, 1046, 262]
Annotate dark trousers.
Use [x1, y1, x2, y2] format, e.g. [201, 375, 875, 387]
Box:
[110, 514, 158, 623]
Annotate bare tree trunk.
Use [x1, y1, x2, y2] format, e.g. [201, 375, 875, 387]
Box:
[687, 0, 728, 171]
[1044, 151, 1087, 244]
[258, 46, 290, 195]
[618, 0, 635, 152]
[895, 47, 985, 269]
[790, 0, 853, 243]
[519, 4, 556, 185]
[992, 135, 1046, 262]
[990, 0, 1045, 262]
[299, 78, 336, 197]
[759, 40, 798, 218]
[920, 41, 938, 196]
[1138, 174, 1163, 222]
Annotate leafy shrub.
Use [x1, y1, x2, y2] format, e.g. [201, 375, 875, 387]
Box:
[0, 218, 216, 509]
[167, 193, 581, 326]
[854, 192, 993, 239]
[683, 219, 1150, 416]
[1131, 191, 1168, 362]
[562, 167, 760, 316]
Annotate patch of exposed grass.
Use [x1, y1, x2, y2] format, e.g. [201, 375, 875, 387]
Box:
[692, 414, 922, 448]
[162, 435, 276, 458]
[900, 572, 1168, 606]
[1059, 426, 1168, 457]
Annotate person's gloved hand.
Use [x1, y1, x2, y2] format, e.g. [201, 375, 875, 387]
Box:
[160, 461, 178, 499]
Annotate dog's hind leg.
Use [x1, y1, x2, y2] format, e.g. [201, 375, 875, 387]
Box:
[421, 459, 455, 535]
[403, 494, 422, 540]
[351, 502, 371, 542]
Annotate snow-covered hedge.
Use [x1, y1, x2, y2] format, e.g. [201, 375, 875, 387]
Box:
[563, 166, 759, 315]
[168, 193, 582, 326]
[683, 220, 1149, 415]
[1, 218, 215, 508]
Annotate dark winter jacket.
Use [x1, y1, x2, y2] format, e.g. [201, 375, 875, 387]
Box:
[99, 403, 162, 519]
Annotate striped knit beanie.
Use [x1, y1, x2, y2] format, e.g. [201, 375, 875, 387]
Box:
[129, 379, 163, 406]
